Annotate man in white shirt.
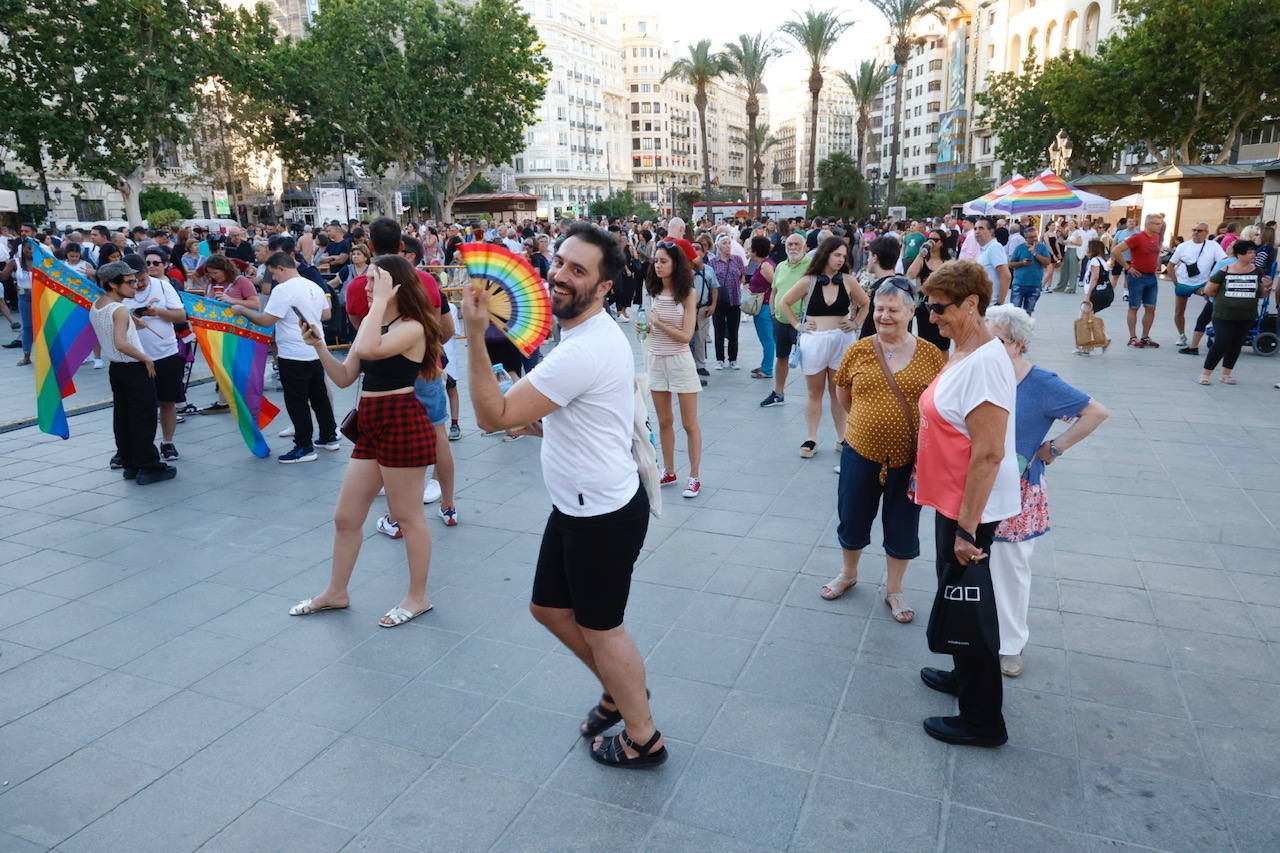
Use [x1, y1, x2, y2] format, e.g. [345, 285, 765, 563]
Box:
[464, 221, 667, 770]
[121, 250, 188, 462]
[975, 217, 1012, 305]
[1168, 220, 1227, 350]
[232, 252, 336, 463]
[501, 227, 524, 254]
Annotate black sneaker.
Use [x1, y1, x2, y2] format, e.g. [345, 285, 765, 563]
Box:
[2, 340, 21, 349]
[160, 443, 180, 461]
[122, 468, 138, 480]
[317, 435, 341, 451]
[109, 454, 124, 470]
[1178, 346, 1199, 355]
[759, 391, 785, 407]
[696, 367, 710, 377]
[136, 465, 177, 485]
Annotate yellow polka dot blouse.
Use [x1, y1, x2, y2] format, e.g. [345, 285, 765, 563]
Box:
[834, 336, 946, 480]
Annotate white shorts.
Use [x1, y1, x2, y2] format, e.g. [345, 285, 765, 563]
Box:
[647, 350, 702, 394]
[798, 328, 856, 375]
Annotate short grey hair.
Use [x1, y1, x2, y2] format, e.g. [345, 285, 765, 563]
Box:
[874, 279, 917, 309]
[986, 303, 1035, 350]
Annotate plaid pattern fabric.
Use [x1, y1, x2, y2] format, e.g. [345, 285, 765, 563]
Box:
[351, 391, 437, 468]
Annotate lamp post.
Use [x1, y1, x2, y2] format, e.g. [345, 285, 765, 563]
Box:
[332, 132, 351, 225]
[52, 186, 62, 221]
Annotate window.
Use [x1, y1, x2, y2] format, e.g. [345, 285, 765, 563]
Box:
[927, 101, 940, 112]
[929, 59, 943, 71]
[630, 84, 638, 92]
[928, 80, 941, 91]
[75, 198, 106, 220]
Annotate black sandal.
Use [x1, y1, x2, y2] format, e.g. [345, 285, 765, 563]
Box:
[580, 689, 651, 739]
[590, 729, 668, 769]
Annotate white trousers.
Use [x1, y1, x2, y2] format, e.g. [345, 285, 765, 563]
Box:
[989, 538, 1036, 655]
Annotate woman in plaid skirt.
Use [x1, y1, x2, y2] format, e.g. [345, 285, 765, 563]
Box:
[287, 255, 446, 628]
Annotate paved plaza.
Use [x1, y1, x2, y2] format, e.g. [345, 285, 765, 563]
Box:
[1, 289, 1279, 852]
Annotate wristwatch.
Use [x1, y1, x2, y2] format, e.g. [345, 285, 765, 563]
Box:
[1048, 440, 1063, 458]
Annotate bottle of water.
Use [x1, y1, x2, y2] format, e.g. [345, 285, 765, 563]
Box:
[492, 363, 514, 393]
[635, 306, 649, 338]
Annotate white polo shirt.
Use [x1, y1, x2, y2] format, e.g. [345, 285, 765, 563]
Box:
[264, 275, 327, 361]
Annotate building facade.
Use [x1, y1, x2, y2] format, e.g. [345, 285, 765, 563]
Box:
[775, 79, 857, 197]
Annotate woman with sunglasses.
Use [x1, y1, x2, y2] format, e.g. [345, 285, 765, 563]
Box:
[779, 236, 869, 459]
[914, 259, 1021, 747]
[643, 241, 704, 498]
[906, 229, 953, 352]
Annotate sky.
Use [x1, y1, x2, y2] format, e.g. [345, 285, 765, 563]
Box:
[648, 1, 892, 116]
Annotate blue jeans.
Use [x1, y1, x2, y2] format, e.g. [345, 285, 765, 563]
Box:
[1126, 272, 1158, 307]
[18, 290, 32, 353]
[752, 309, 774, 374]
[1010, 287, 1040, 314]
[836, 444, 922, 559]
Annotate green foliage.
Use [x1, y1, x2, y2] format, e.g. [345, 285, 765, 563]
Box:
[812, 153, 869, 219]
[664, 39, 731, 221]
[146, 209, 184, 227]
[589, 191, 657, 221]
[837, 61, 891, 172]
[462, 175, 497, 195]
[139, 187, 196, 220]
[890, 171, 992, 219]
[781, 9, 852, 197]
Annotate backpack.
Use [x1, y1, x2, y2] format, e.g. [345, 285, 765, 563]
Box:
[694, 268, 713, 309]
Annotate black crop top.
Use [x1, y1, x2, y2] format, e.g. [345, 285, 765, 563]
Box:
[360, 317, 422, 391]
[806, 274, 852, 317]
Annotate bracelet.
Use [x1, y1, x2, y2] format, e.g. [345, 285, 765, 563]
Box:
[955, 527, 978, 546]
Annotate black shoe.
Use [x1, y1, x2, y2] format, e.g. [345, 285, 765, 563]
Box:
[1178, 346, 1199, 355]
[136, 464, 177, 485]
[923, 715, 1007, 747]
[700, 378, 708, 387]
[160, 443, 180, 461]
[696, 367, 710, 377]
[122, 468, 138, 480]
[109, 454, 124, 470]
[920, 667, 958, 696]
[2, 340, 20, 348]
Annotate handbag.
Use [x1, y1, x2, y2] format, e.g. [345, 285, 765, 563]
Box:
[871, 336, 918, 481]
[926, 554, 1000, 656]
[1074, 309, 1108, 348]
[631, 372, 662, 519]
[788, 276, 819, 370]
[339, 407, 360, 443]
[740, 289, 764, 316]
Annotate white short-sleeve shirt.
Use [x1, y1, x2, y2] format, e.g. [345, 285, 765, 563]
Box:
[527, 311, 637, 517]
[122, 276, 184, 360]
[264, 276, 327, 361]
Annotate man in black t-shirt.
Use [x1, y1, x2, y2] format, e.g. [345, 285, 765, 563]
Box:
[321, 223, 350, 273]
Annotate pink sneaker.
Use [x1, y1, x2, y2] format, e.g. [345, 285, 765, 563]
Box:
[682, 477, 702, 498]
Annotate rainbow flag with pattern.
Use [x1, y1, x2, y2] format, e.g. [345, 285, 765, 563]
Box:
[179, 292, 280, 457]
[30, 242, 102, 439]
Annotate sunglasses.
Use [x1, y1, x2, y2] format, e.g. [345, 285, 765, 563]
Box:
[145, 260, 164, 266]
[926, 301, 957, 315]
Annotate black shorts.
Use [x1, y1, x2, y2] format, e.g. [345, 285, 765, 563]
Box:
[772, 318, 796, 359]
[532, 484, 649, 631]
[445, 374, 456, 390]
[153, 353, 186, 403]
[1110, 261, 1124, 277]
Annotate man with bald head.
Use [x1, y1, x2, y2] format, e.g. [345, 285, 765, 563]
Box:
[1167, 221, 1227, 352]
[760, 232, 810, 407]
[1112, 213, 1165, 347]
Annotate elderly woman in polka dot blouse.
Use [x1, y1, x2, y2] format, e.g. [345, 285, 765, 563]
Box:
[822, 277, 945, 623]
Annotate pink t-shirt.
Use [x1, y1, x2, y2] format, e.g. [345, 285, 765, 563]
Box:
[206, 275, 257, 303]
[914, 338, 1021, 523]
[959, 230, 981, 261]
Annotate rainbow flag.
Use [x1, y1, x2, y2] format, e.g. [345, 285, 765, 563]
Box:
[30, 242, 102, 439]
[179, 292, 280, 457]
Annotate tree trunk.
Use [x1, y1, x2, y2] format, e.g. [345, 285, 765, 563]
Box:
[887, 47, 907, 208]
[697, 88, 714, 225]
[121, 169, 145, 227]
[754, 156, 764, 217]
[806, 67, 822, 204]
[856, 111, 869, 174]
[745, 92, 759, 218]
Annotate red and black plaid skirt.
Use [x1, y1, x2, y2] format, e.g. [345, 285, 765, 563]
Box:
[351, 391, 437, 468]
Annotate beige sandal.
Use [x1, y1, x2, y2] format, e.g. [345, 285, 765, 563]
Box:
[820, 575, 857, 600]
[884, 592, 915, 623]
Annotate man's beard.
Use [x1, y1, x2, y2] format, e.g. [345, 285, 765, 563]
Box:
[552, 284, 595, 320]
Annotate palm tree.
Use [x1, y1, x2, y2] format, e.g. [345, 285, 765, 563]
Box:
[868, 0, 960, 206]
[750, 122, 780, 214]
[837, 60, 891, 176]
[723, 32, 781, 218]
[781, 9, 853, 204]
[663, 40, 730, 224]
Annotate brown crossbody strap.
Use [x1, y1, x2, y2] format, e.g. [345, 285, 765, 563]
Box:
[872, 336, 917, 450]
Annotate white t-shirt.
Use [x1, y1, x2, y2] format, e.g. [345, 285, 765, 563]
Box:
[1068, 228, 1088, 258]
[264, 275, 327, 361]
[1006, 232, 1026, 254]
[1169, 238, 1226, 286]
[122, 276, 184, 360]
[527, 311, 637, 517]
[977, 239, 1008, 293]
[927, 338, 1022, 523]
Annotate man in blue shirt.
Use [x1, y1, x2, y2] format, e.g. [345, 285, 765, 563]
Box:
[1008, 225, 1048, 314]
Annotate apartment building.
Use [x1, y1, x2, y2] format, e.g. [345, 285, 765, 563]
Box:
[774, 79, 857, 196]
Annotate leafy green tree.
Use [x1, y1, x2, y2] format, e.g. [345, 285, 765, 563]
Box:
[781, 10, 852, 202]
[462, 175, 497, 195]
[812, 153, 869, 219]
[146, 209, 184, 228]
[867, 0, 959, 205]
[837, 61, 891, 175]
[723, 33, 781, 218]
[664, 40, 731, 224]
[139, 187, 196, 220]
[589, 191, 657, 221]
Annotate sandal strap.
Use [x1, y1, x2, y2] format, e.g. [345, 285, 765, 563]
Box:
[620, 729, 662, 756]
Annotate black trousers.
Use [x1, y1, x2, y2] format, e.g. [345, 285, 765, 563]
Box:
[109, 362, 161, 471]
[934, 512, 1006, 737]
[712, 302, 741, 362]
[1205, 317, 1250, 371]
[278, 357, 336, 448]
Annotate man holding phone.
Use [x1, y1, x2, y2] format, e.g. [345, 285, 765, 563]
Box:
[231, 252, 337, 463]
[121, 252, 187, 463]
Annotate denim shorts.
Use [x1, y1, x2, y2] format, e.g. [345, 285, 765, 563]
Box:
[413, 376, 448, 425]
[1126, 272, 1158, 307]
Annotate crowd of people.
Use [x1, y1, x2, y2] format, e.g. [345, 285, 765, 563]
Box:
[4, 201, 1276, 764]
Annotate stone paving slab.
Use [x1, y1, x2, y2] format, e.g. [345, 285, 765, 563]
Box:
[0, 287, 1278, 850]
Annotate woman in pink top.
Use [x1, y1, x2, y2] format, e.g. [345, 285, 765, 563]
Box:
[913, 259, 1021, 749]
[202, 255, 261, 309]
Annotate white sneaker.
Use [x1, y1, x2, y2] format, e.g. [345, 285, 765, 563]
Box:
[423, 478, 442, 504]
[376, 514, 403, 539]
[714, 361, 725, 370]
[279, 425, 295, 437]
[1177, 333, 1189, 348]
[93, 358, 105, 370]
[681, 477, 702, 498]
[618, 314, 631, 323]
[728, 361, 739, 370]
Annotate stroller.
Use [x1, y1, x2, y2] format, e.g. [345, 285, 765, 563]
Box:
[1205, 297, 1278, 357]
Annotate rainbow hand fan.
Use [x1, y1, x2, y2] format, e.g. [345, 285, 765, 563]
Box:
[457, 243, 552, 356]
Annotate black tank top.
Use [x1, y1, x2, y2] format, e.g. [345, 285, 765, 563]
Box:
[361, 317, 422, 391]
[806, 274, 852, 317]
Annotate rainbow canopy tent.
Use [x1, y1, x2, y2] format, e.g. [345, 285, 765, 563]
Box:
[988, 170, 1113, 217]
[962, 175, 1028, 215]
